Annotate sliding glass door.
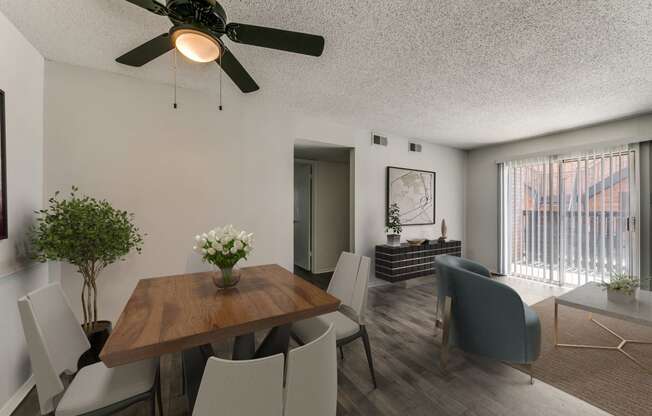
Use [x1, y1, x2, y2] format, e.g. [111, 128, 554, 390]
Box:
[501, 146, 639, 286]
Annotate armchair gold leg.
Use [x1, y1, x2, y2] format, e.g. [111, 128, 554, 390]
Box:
[554, 300, 558, 345]
[440, 296, 452, 371]
[525, 363, 534, 385]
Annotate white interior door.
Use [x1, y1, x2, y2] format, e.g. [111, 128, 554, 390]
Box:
[294, 162, 312, 270]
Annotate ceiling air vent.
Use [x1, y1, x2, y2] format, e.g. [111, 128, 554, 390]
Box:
[409, 142, 422, 152]
[371, 133, 388, 146]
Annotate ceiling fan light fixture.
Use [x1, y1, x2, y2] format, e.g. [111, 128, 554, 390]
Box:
[117, 0, 325, 93]
[171, 27, 221, 63]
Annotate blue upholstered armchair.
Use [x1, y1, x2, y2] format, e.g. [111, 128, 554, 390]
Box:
[435, 255, 541, 382]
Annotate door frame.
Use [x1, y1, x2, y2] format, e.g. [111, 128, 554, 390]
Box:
[293, 146, 356, 273]
[629, 144, 641, 278]
[294, 159, 315, 271]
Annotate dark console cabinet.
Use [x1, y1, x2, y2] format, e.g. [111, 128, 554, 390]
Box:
[375, 240, 462, 282]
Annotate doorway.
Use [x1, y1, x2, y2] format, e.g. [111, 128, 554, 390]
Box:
[293, 141, 354, 281]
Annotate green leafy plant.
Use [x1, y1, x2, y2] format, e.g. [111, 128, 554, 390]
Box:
[386, 203, 402, 235]
[599, 274, 642, 295]
[30, 187, 144, 331]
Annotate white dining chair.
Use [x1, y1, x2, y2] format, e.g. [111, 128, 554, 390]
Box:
[18, 283, 160, 416]
[284, 322, 336, 416]
[292, 252, 377, 388]
[192, 354, 284, 416]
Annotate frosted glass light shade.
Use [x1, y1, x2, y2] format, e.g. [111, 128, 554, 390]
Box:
[172, 29, 220, 63]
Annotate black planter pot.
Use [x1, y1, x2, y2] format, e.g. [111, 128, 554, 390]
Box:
[78, 320, 112, 369]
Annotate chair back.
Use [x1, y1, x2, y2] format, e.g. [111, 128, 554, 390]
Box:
[17, 283, 90, 415]
[435, 255, 530, 362]
[193, 354, 284, 416]
[284, 323, 336, 416]
[327, 252, 370, 323]
[436, 255, 491, 318]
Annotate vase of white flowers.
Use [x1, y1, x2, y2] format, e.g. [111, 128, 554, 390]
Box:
[193, 225, 254, 289]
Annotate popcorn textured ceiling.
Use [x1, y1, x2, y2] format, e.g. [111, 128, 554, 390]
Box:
[2, 0, 652, 148]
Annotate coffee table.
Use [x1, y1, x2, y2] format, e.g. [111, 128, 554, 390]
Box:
[555, 282, 652, 372]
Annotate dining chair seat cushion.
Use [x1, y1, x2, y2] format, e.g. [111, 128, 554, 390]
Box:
[55, 359, 157, 416]
[293, 311, 359, 343]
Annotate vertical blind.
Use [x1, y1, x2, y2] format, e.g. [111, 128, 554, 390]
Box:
[500, 145, 638, 286]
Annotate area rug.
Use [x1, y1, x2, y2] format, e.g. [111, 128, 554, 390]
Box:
[511, 297, 652, 416]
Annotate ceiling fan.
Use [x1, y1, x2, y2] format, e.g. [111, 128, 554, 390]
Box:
[116, 0, 325, 93]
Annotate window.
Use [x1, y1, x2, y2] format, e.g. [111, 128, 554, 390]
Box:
[500, 146, 639, 285]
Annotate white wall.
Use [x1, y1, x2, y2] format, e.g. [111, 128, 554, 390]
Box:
[312, 160, 349, 273]
[45, 61, 293, 322]
[0, 9, 46, 410]
[466, 114, 652, 271]
[356, 136, 467, 254]
[44, 61, 467, 322]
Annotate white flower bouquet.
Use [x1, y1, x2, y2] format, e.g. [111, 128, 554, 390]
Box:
[193, 225, 253, 288]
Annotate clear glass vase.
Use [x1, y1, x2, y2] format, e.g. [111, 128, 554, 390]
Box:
[212, 265, 241, 289]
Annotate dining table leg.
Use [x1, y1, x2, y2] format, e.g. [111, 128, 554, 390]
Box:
[231, 324, 292, 360]
[182, 324, 292, 413]
[254, 323, 291, 358]
[233, 333, 256, 360]
[182, 344, 214, 412]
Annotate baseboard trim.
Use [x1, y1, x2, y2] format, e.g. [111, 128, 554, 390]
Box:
[394, 275, 436, 288]
[311, 267, 335, 274]
[0, 376, 34, 416]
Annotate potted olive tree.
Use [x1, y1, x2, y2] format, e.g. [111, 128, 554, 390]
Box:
[30, 187, 143, 363]
[386, 202, 402, 246]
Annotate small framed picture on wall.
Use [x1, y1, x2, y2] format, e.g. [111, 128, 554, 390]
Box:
[0, 90, 7, 239]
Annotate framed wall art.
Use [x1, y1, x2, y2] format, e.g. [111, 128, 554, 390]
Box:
[386, 166, 435, 226]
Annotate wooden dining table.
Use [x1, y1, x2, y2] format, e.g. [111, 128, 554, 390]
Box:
[100, 264, 340, 409]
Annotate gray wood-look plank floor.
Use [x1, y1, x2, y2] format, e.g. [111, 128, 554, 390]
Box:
[13, 279, 610, 416]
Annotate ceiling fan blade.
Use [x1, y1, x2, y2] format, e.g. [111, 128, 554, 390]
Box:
[116, 34, 174, 67]
[226, 23, 324, 57]
[216, 46, 259, 93]
[124, 0, 168, 15]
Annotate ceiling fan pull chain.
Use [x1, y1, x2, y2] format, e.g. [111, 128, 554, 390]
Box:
[173, 49, 178, 109]
[218, 52, 223, 111]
